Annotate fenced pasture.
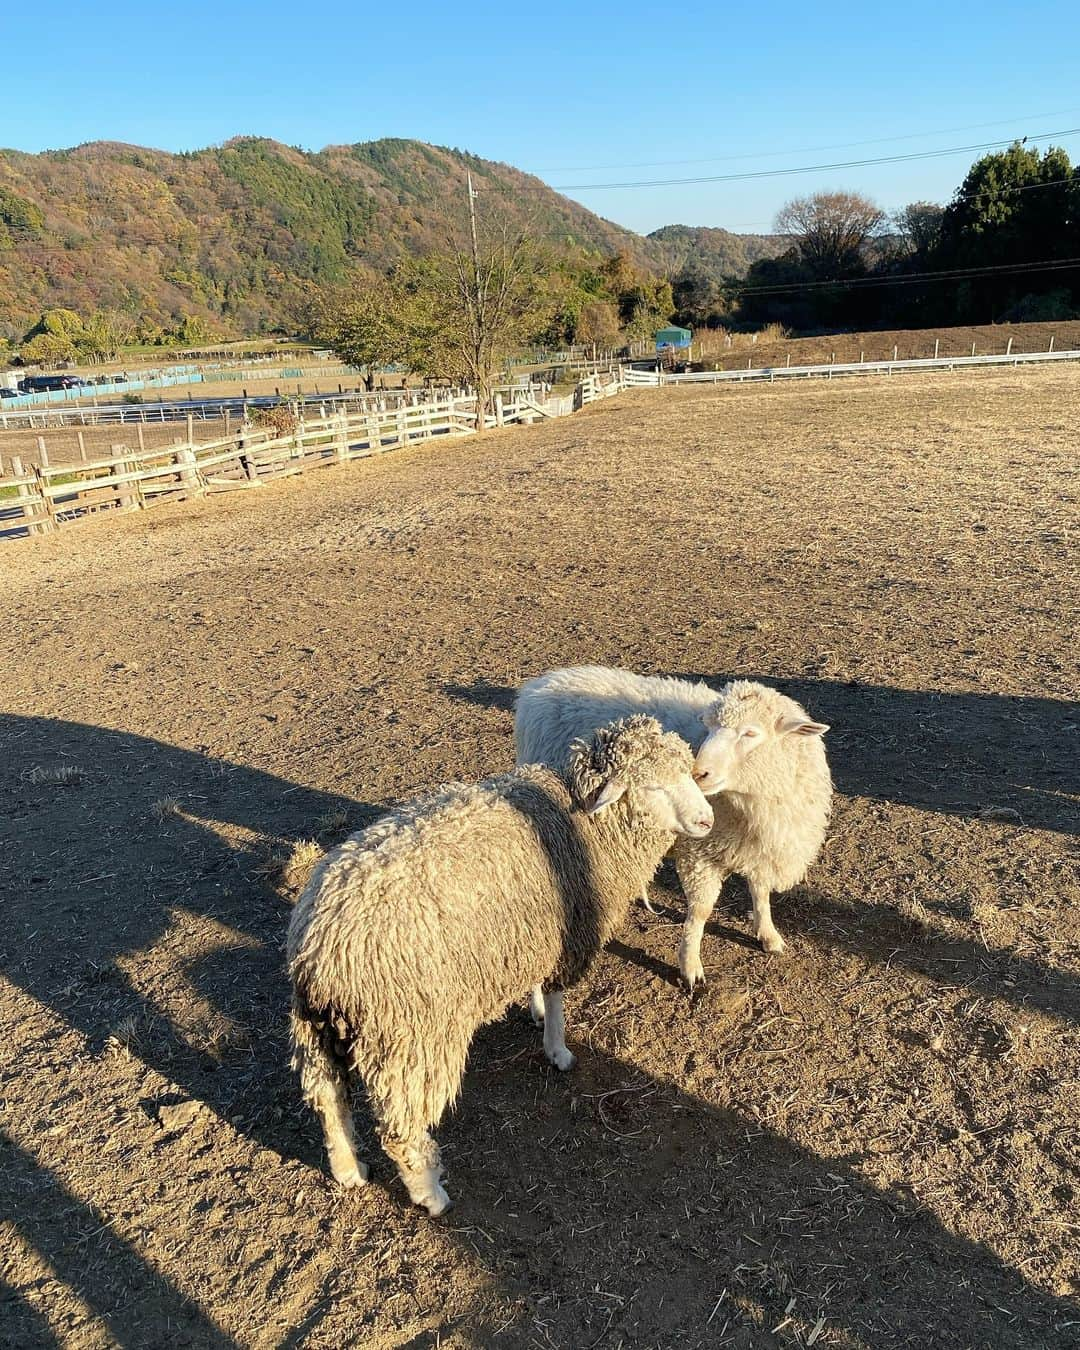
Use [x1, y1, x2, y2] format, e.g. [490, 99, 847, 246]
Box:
[1, 364, 1077, 1347]
[690, 318, 1080, 369]
[0, 377, 613, 539]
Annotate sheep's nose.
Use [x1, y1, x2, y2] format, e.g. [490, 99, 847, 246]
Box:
[693, 770, 710, 783]
[696, 817, 713, 833]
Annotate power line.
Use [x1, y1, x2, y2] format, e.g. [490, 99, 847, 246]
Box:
[723, 255, 1080, 299]
[553, 127, 1080, 191]
[666, 175, 1080, 234]
[537, 107, 1080, 175]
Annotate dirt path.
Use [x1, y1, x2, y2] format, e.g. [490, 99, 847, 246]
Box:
[2, 365, 1077, 1348]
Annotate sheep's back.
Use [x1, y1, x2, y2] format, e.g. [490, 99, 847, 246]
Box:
[288, 768, 608, 1041]
[515, 665, 717, 768]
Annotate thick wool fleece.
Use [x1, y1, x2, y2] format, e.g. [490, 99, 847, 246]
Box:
[288, 718, 691, 1154]
[515, 666, 832, 895]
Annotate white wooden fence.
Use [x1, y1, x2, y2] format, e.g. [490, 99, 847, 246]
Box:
[0, 374, 624, 543]
[624, 346, 1080, 386]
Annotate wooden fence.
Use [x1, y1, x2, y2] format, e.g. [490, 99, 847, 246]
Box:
[1, 374, 625, 543]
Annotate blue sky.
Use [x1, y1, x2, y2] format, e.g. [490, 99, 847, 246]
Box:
[5, 0, 1080, 235]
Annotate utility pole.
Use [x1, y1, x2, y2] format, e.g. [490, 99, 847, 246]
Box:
[466, 171, 486, 424]
[466, 171, 480, 275]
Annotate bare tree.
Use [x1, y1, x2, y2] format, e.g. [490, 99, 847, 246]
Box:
[394, 196, 555, 422]
[774, 191, 886, 278]
[893, 201, 945, 257]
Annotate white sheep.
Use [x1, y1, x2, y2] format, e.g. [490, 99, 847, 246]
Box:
[287, 715, 713, 1215]
[514, 667, 831, 990]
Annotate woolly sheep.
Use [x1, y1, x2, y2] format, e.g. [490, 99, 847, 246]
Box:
[287, 715, 713, 1216]
[514, 666, 831, 989]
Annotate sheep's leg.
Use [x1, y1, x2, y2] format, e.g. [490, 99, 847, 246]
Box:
[748, 875, 786, 954]
[674, 851, 726, 992]
[291, 1001, 367, 1187]
[382, 1128, 451, 1218]
[529, 984, 545, 1026]
[541, 990, 575, 1071]
[640, 888, 658, 915]
[313, 1080, 367, 1188]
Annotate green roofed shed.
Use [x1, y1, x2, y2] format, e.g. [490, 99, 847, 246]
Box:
[655, 325, 692, 351]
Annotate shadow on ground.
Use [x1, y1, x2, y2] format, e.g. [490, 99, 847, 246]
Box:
[2, 712, 1077, 1346]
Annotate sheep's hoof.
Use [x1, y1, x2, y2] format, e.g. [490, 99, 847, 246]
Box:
[332, 1161, 369, 1189]
[760, 932, 787, 955]
[421, 1184, 452, 1218]
[546, 1047, 576, 1072]
[680, 960, 706, 995]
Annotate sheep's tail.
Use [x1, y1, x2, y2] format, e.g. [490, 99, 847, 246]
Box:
[289, 980, 355, 1105]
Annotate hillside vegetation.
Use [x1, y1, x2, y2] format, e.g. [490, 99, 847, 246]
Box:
[0, 136, 770, 343]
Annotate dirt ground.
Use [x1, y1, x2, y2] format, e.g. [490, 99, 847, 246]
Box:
[693, 318, 1080, 369]
[1, 364, 1077, 1349]
[0, 418, 234, 473]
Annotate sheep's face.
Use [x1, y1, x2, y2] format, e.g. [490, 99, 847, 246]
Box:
[575, 716, 713, 839]
[692, 683, 828, 795]
[628, 773, 715, 838]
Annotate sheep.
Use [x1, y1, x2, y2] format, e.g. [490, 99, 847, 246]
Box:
[287, 715, 713, 1216]
[514, 667, 831, 991]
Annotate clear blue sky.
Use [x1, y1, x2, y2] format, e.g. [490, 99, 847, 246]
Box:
[5, 0, 1080, 235]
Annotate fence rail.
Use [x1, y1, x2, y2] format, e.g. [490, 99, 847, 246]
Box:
[626, 346, 1080, 386]
[1, 374, 623, 543]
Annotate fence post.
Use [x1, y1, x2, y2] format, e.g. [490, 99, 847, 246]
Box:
[238, 423, 259, 482]
[174, 438, 202, 496]
[1048, 336, 1055, 353]
[494, 393, 505, 427]
[1006, 337, 1013, 356]
[13, 455, 49, 535]
[31, 462, 58, 532]
[110, 444, 141, 511]
[336, 412, 349, 462]
[893, 345, 899, 362]
[934, 339, 940, 359]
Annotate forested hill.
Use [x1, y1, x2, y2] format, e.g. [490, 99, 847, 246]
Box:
[0, 135, 778, 339]
[647, 224, 788, 280]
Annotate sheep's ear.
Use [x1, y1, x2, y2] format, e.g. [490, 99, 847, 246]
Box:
[776, 715, 829, 737]
[586, 778, 627, 815]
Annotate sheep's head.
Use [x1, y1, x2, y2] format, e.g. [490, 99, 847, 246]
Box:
[569, 714, 713, 838]
[692, 680, 828, 796]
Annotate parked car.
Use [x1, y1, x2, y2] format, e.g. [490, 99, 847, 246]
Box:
[0, 386, 19, 399]
[17, 374, 85, 392]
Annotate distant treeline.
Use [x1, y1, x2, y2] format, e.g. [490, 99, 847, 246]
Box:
[673, 142, 1080, 332]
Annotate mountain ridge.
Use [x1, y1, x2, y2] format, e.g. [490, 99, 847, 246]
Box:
[0, 136, 781, 338]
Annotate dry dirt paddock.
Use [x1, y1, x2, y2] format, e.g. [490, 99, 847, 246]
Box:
[1, 365, 1077, 1349]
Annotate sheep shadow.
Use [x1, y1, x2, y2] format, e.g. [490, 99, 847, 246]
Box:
[430, 1023, 1080, 1348]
